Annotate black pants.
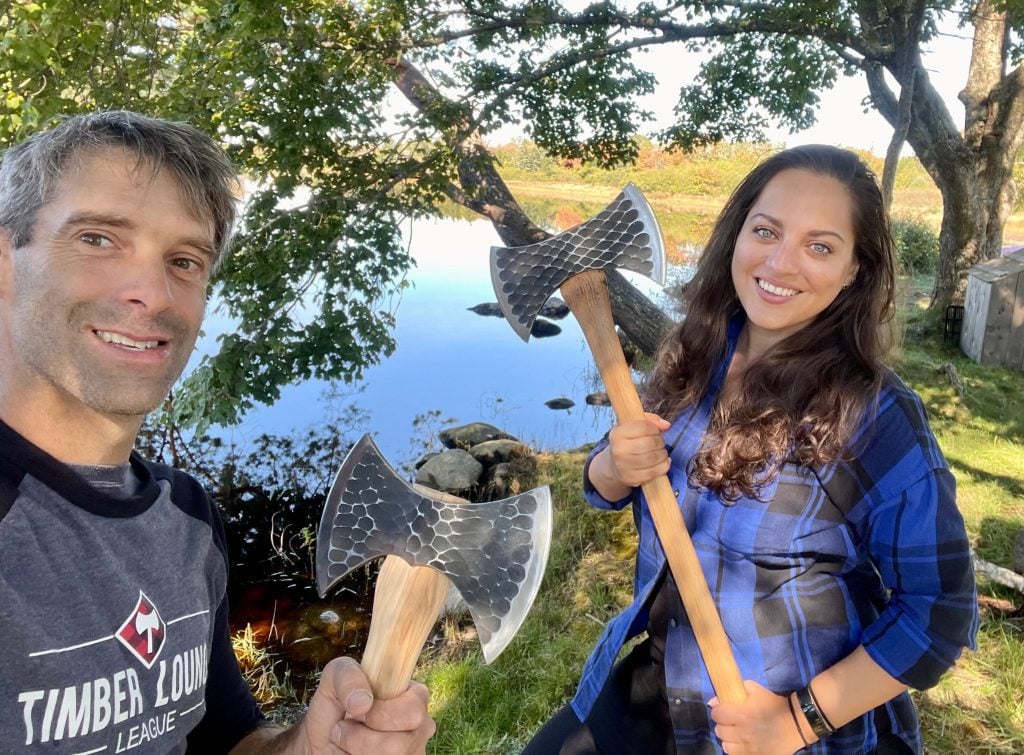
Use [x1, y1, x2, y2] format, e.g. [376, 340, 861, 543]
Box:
[521, 641, 915, 755]
[522, 639, 676, 755]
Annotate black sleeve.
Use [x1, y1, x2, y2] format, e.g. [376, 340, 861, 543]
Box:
[182, 475, 266, 753]
[186, 590, 266, 753]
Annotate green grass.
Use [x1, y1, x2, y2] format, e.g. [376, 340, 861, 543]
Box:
[889, 306, 1024, 754]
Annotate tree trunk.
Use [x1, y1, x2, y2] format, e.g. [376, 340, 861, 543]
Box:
[391, 58, 674, 355]
[864, 1, 1024, 309]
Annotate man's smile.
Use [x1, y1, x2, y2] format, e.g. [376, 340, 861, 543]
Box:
[93, 329, 167, 351]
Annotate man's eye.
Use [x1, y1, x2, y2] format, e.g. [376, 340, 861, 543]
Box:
[171, 257, 205, 274]
[79, 233, 112, 247]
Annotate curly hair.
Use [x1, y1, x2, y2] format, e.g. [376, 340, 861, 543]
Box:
[644, 145, 896, 501]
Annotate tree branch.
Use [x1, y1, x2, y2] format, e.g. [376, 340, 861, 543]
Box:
[388, 56, 673, 353]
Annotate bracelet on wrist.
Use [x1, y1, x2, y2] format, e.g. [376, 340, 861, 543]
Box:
[795, 685, 836, 739]
[786, 692, 810, 748]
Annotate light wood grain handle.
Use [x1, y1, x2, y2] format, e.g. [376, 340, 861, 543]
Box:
[560, 269, 747, 704]
[360, 555, 450, 700]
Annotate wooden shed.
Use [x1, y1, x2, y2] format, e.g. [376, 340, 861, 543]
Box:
[960, 248, 1024, 370]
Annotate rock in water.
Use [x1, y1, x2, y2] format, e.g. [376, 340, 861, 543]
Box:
[539, 297, 570, 320]
[468, 302, 504, 317]
[530, 319, 562, 338]
[545, 397, 574, 410]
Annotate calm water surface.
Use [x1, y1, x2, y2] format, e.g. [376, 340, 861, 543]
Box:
[193, 217, 675, 469]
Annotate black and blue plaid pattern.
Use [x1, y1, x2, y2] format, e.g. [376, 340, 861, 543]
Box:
[571, 319, 978, 754]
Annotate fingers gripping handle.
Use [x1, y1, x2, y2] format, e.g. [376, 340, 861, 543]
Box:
[360, 555, 450, 700]
[559, 269, 747, 704]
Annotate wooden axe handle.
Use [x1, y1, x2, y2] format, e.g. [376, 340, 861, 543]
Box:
[360, 555, 450, 700]
[561, 269, 747, 704]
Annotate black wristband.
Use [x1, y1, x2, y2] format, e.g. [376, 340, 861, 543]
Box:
[787, 692, 810, 748]
[795, 685, 836, 739]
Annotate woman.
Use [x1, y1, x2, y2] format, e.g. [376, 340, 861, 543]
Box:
[524, 146, 977, 754]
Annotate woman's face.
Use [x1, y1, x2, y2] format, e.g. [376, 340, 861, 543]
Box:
[731, 168, 860, 351]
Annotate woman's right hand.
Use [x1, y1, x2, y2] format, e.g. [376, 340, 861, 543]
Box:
[588, 413, 671, 500]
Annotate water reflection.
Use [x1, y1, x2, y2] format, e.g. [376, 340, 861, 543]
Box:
[197, 215, 684, 469]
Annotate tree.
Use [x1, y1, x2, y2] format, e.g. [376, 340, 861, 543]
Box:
[3, 1, 1017, 426]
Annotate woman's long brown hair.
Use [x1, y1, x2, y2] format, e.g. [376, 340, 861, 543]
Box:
[644, 145, 896, 501]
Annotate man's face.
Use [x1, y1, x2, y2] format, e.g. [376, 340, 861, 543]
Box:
[0, 148, 215, 421]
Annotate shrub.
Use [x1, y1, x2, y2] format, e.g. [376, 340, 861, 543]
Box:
[891, 215, 940, 274]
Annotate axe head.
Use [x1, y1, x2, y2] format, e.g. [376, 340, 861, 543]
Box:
[316, 434, 552, 663]
[490, 183, 666, 341]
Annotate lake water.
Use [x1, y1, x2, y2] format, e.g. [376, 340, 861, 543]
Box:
[193, 216, 675, 471]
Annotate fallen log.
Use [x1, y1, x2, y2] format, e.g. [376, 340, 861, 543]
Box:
[972, 551, 1024, 594]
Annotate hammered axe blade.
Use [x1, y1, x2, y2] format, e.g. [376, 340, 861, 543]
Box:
[491, 183, 665, 341]
[316, 434, 552, 667]
[488, 185, 747, 704]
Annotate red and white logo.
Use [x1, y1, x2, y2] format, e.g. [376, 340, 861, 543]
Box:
[116, 590, 166, 668]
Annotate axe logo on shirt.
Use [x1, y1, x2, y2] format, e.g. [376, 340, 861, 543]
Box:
[116, 591, 166, 669]
[10, 590, 211, 749]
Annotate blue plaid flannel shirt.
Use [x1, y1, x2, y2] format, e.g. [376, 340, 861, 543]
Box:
[571, 318, 978, 754]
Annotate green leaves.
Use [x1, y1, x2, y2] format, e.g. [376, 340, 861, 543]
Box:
[2, 0, 992, 427]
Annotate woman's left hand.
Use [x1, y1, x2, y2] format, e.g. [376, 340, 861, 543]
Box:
[709, 681, 810, 755]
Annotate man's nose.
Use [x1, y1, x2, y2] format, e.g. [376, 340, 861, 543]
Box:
[119, 255, 174, 312]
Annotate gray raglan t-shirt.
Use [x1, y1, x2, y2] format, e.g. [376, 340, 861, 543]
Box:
[0, 420, 263, 753]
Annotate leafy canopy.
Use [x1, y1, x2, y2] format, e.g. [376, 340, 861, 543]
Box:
[2, 1, 1005, 425]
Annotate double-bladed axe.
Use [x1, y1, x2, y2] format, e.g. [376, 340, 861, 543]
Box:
[316, 434, 552, 699]
[490, 184, 746, 704]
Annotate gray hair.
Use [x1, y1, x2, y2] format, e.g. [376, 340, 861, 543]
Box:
[0, 110, 239, 269]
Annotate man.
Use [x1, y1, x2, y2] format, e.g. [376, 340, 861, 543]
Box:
[0, 111, 435, 753]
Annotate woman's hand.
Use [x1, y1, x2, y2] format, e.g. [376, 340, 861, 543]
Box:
[709, 681, 811, 755]
[587, 413, 671, 501]
[606, 413, 671, 486]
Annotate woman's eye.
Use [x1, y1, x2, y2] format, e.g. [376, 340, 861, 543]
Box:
[754, 227, 775, 239]
[809, 242, 832, 255]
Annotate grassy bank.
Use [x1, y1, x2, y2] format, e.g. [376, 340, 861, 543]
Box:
[413, 314, 1024, 754]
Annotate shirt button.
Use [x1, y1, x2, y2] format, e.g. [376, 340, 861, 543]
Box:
[669, 618, 678, 628]
[673, 489, 680, 497]
[673, 697, 682, 706]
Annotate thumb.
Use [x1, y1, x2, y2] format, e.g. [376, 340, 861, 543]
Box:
[321, 657, 376, 720]
[644, 412, 671, 431]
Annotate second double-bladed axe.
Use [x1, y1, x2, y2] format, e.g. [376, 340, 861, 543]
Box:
[490, 184, 746, 704]
[316, 434, 552, 699]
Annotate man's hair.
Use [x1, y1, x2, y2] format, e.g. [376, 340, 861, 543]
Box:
[0, 110, 239, 269]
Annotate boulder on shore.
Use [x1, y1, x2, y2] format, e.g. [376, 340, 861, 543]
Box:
[439, 422, 517, 449]
[415, 449, 484, 494]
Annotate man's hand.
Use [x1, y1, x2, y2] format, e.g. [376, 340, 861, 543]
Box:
[234, 657, 435, 755]
[304, 657, 434, 755]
